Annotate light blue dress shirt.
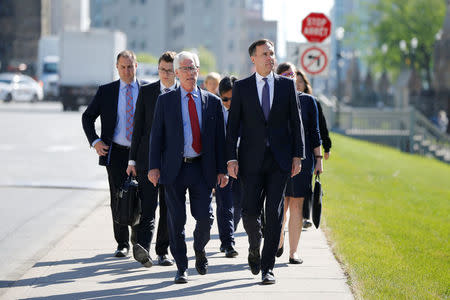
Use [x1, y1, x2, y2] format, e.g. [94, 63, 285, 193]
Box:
[113, 79, 139, 146]
[180, 86, 202, 157]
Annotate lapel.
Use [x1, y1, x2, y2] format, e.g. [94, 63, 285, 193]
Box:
[250, 73, 267, 122]
[269, 74, 281, 122]
[173, 87, 184, 145]
[112, 80, 120, 124]
[199, 87, 207, 134]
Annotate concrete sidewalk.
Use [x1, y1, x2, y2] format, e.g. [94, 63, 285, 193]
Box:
[1, 197, 353, 299]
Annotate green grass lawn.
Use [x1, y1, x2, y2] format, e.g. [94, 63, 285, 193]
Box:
[322, 133, 450, 299]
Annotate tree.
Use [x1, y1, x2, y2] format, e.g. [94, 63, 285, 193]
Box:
[350, 0, 445, 89]
[136, 53, 158, 65]
[185, 46, 217, 76]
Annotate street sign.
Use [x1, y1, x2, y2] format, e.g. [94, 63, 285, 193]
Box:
[298, 43, 330, 76]
[301, 13, 332, 43]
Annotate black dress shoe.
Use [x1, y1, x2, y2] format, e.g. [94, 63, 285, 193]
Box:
[114, 247, 129, 258]
[158, 254, 174, 266]
[174, 270, 188, 284]
[276, 246, 284, 258]
[195, 250, 208, 275]
[248, 248, 261, 275]
[132, 244, 153, 268]
[261, 269, 276, 285]
[225, 246, 239, 258]
[289, 257, 303, 264]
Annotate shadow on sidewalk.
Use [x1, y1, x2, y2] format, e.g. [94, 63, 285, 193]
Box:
[3, 252, 271, 299]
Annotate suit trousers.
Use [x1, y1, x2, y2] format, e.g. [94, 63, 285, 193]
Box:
[240, 147, 289, 272]
[135, 170, 158, 252]
[155, 185, 170, 255]
[105, 146, 130, 250]
[164, 159, 214, 272]
[215, 177, 241, 248]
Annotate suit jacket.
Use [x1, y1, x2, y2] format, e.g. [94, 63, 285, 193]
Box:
[297, 92, 321, 155]
[149, 87, 226, 188]
[226, 73, 305, 174]
[129, 80, 178, 171]
[81, 79, 144, 166]
[316, 101, 332, 152]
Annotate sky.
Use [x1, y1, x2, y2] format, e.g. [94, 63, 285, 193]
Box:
[263, 0, 335, 58]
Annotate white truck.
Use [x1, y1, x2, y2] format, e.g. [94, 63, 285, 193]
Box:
[37, 36, 59, 100]
[59, 30, 126, 111]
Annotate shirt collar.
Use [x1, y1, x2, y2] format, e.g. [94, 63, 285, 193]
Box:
[180, 85, 199, 99]
[160, 81, 177, 92]
[255, 71, 274, 83]
[120, 79, 138, 90]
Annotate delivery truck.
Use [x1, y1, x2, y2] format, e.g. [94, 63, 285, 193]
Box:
[59, 30, 126, 111]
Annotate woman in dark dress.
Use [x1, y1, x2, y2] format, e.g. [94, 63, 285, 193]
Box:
[296, 69, 332, 228]
[276, 62, 323, 264]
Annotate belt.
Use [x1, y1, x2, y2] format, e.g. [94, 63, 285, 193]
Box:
[112, 142, 130, 150]
[183, 156, 201, 163]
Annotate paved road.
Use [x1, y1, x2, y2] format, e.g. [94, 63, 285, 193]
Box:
[0, 102, 109, 287]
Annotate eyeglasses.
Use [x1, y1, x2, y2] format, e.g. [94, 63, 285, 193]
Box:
[178, 66, 199, 73]
[281, 71, 295, 78]
[158, 68, 174, 74]
[221, 97, 232, 102]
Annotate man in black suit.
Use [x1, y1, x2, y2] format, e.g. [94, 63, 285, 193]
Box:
[148, 51, 228, 284]
[126, 51, 177, 268]
[226, 39, 305, 284]
[82, 50, 145, 258]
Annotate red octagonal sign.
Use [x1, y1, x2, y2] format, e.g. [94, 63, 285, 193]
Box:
[302, 13, 331, 43]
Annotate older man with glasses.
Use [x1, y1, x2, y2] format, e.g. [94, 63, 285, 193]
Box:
[148, 51, 228, 284]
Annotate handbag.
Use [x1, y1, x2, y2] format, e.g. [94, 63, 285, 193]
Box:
[113, 175, 141, 226]
[312, 173, 323, 228]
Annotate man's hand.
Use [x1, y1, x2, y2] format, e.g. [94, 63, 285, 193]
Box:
[148, 169, 160, 187]
[314, 157, 323, 175]
[126, 165, 137, 177]
[94, 141, 109, 156]
[324, 152, 330, 160]
[291, 157, 301, 177]
[227, 161, 239, 179]
[217, 174, 229, 188]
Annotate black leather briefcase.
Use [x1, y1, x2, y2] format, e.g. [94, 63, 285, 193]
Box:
[113, 175, 141, 226]
[312, 173, 323, 229]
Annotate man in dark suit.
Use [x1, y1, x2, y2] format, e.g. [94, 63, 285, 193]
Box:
[226, 39, 305, 284]
[82, 50, 145, 258]
[148, 51, 228, 284]
[126, 51, 177, 268]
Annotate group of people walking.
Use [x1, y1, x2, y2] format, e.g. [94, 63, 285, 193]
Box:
[82, 38, 331, 285]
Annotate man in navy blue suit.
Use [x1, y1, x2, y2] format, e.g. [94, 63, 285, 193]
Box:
[148, 51, 228, 284]
[82, 50, 146, 258]
[226, 39, 305, 284]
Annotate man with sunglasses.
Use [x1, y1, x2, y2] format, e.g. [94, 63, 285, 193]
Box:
[148, 51, 228, 284]
[126, 51, 177, 268]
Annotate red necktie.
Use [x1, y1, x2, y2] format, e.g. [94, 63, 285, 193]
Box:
[187, 93, 202, 153]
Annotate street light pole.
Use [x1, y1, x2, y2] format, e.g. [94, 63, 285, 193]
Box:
[335, 27, 345, 128]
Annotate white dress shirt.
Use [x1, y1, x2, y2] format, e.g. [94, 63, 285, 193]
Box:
[255, 71, 274, 109]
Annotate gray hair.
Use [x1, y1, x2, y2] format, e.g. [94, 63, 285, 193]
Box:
[116, 50, 137, 63]
[173, 51, 200, 70]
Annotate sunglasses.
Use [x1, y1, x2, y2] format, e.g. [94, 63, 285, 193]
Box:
[221, 97, 232, 102]
[281, 71, 295, 78]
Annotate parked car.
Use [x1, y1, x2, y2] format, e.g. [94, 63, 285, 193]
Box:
[0, 73, 44, 102]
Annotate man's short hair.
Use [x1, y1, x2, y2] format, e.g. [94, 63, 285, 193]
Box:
[248, 39, 274, 57]
[117, 50, 137, 63]
[173, 51, 200, 70]
[276, 62, 296, 75]
[158, 51, 176, 65]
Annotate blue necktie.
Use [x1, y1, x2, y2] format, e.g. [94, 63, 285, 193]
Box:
[262, 78, 270, 120]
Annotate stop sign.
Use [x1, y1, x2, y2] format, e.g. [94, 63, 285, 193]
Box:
[301, 13, 332, 43]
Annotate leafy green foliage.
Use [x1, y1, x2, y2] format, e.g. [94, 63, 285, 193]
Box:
[136, 53, 158, 65]
[347, 0, 445, 85]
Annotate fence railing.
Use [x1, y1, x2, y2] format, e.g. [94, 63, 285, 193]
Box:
[316, 94, 450, 164]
